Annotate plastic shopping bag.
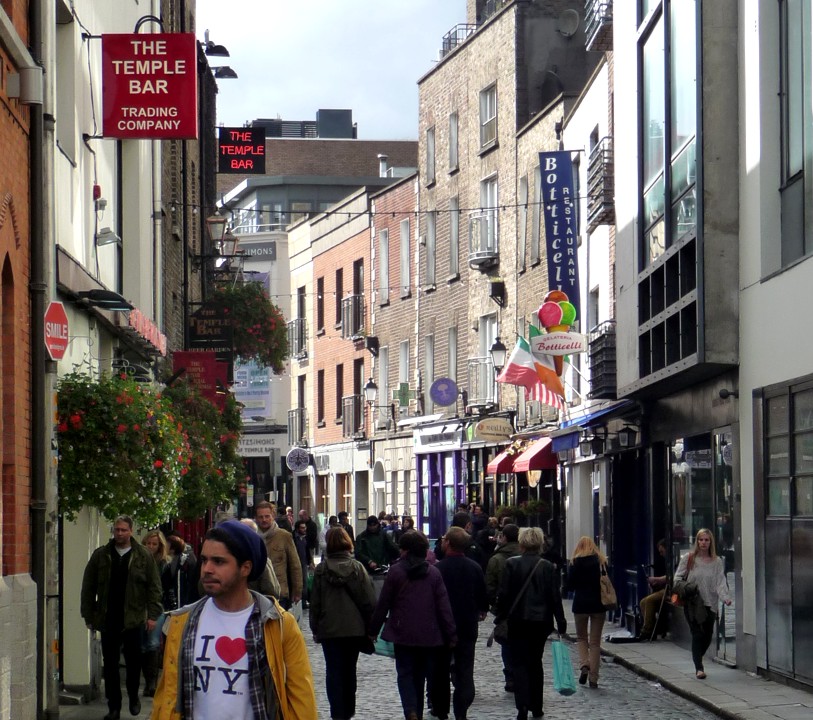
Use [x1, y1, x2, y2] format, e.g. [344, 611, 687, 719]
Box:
[373, 628, 395, 658]
[551, 639, 577, 696]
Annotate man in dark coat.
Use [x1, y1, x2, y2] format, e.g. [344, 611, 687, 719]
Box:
[298, 508, 319, 555]
[338, 510, 355, 542]
[81, 515, 162, 720]
[355, 515, 399, 573]
[485, 523, 521, 691]
[433, 512, 486, 568]
[430, 527, 489, 720]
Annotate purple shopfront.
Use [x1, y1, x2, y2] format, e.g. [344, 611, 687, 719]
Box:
[414, 420, 465, 539]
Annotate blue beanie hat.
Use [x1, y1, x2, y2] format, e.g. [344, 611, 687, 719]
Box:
[216, 519, 268, 582]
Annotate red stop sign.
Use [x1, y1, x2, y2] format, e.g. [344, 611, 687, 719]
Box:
[44, 301, 69, 361]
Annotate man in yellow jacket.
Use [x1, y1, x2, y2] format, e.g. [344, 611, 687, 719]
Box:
[150, 520, 316, 720]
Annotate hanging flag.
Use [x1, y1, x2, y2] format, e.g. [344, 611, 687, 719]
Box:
[528, 381, 567, 412]
[497, 336, 565, 398]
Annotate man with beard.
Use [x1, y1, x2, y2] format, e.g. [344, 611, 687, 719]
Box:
[151, 519, 316, 719]
[254, 501, 302, 609]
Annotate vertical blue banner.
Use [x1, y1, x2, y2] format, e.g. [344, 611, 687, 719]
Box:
[539, 151, 580, 324]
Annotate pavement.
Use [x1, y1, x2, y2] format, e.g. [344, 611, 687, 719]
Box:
[58, 605, 813, 719]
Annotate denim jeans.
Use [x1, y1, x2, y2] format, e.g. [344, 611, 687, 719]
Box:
[140, 612, 166, 652]
[394, 644, 435, 719]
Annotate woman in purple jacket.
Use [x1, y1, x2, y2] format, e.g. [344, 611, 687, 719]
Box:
[369, 530, 457, 720]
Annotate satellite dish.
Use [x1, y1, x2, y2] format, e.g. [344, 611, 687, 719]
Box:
[557, 9, 580, 38]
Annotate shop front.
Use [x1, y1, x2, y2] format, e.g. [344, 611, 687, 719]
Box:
[414, 419, 464, 538]
[310, 441, 370, 528]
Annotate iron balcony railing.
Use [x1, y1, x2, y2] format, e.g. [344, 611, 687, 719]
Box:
[340, 293, 365, 339]
[587, 136, 615, 232]
[468, 211, 499, 269]
[342, 395, 364, 438]
[287, 317, 307, 359]
[466, 356, 497, 407]
[585, 0, 613, 53]
[588, 320, 617, 400]
[287, 407, 308, 446]
[440, 24, 476, 58]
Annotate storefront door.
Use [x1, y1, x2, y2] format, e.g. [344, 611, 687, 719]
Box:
[669, 428, 736, 665]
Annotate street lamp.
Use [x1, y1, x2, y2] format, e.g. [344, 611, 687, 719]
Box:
[364, 377, 378, 406]
[206, 214, 226, 245]
[490, 337, 507, 373]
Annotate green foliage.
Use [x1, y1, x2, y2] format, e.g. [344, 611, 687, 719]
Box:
[211, 281, 288, 373]
[56, 372, 189, 527]
[162, 380, 244, 519]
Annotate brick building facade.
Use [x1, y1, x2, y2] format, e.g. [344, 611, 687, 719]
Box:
[0, 2, 36, 716]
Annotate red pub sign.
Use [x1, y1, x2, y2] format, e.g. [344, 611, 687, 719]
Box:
[102, 33, 198, 139]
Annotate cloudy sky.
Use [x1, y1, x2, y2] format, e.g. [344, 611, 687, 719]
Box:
[196, 0, 467, 140]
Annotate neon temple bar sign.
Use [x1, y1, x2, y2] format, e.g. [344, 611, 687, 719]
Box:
[539, 151, 580, 323]
[218, 127, 266, 174]
[102, 33, 198, 139]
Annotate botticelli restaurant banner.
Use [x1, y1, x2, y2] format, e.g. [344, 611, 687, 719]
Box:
[539, 151, 580, 323]
[102, 33, 198, 139]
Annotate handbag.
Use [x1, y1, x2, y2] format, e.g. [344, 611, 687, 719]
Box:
[551, 638, 577, 696]
[487, 558, 544, 648]
[599, 563, 617, 610]
[373, 627, 395, 658]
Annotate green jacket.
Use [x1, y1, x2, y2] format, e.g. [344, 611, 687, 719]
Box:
[309, 552, 375, 640]
[485, 540, 520, 607]
[354, 529, 399, 571]
[81, 539, 163, 631]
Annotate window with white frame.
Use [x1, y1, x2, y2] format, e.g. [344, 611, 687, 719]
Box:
[531, 165, 541, 264]
[426, 211, 436, 286]
[400, 218, 411, 298]
[378, 347, 389, 427]
[518, 175, 528, 272]
[479, 84, 497, 148]
[449, 196, 460, 277]
[479, 315, 498, 402]
[426, 126, 436, 185]
[449, 112, 459, 170]
[480, 175, 498, 254]
[378, 228, 389, 304]
[424, 334, 435, 413]
[448, 326, 458, 383]
[399, 340, 410, 384]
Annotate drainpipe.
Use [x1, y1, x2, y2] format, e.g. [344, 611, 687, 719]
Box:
[30, 0, 60, 716]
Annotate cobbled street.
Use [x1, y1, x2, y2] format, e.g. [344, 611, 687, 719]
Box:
[302, 615, 719, 720]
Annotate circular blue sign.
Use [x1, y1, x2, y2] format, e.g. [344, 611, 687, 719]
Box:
[430, 377, 459, 407]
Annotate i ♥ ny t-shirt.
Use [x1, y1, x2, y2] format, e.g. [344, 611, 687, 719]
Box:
[192, 598, 254, 719]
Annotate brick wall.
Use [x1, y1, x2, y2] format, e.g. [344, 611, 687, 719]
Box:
[0, 9, 36, 718]
[311, 196, 372, 447]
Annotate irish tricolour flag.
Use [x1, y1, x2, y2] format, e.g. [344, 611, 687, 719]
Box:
[496, 335, 565, 404]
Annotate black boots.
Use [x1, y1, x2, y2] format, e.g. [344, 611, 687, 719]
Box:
[141, 650, 159, 697]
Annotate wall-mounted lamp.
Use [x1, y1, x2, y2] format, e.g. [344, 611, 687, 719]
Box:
[556, 449, 571, 463]
[203, 29, 231, 57]
[95, 227, 122, 246]
[76, 289, 134, 312]
[364, 336, 380, 357]
[618, 425, 638, 448]
[213, 66, 238, 80]
[719, 388, 738, 399]
[490, 337, 507, 373]
[579, 428, 606, 456]
[364, 377, 378, 406]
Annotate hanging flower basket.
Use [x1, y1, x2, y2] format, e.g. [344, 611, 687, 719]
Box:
[163, 379, 244, 519]
[56, 372, 190, 527]
[210, 281, 288, 373]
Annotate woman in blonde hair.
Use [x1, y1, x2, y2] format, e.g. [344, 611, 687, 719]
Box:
[673, 528, 730, 679]
[140, 530, 170, 697]
[567, 536, 607, 688]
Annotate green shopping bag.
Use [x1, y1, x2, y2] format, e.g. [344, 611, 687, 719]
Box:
[373, 627, 395, 658]
[551, 639, 577, 696]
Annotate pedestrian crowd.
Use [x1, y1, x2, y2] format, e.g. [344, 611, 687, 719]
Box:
[79, 504, 729, 720]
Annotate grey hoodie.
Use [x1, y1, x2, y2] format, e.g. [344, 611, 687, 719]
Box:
[309, 551, 376, 639]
